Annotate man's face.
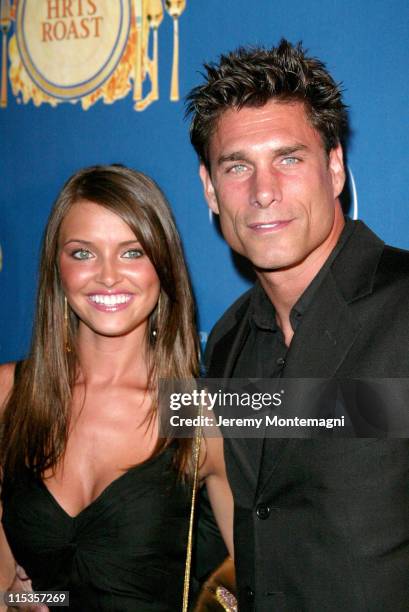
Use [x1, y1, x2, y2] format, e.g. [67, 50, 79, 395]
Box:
[200, 100, 345, 272]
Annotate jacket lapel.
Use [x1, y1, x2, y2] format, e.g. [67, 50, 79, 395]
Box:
[284, 272, 361, 377]
[256, 221, 385, 495]
[207, 309, 266, 499]
[206, 304, 250, 379]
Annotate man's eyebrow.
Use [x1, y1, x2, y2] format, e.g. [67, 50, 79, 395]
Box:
[217, 151, 249, 165]
[216, 144, 309, 166]
[273, 144, 308, 157]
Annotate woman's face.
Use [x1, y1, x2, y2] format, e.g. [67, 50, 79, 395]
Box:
[58, 200, 160, 340]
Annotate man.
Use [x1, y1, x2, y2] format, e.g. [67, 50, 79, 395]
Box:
[186, 40, 409, 611]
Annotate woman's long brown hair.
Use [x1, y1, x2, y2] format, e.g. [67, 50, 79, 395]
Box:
[1, 165, 199, 480]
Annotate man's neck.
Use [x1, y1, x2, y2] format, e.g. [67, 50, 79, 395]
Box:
[256, 203, 345, 346]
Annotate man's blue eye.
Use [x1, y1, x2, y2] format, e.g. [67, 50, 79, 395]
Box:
[228, 164, 247, 174]
[282, 157, 299, 165]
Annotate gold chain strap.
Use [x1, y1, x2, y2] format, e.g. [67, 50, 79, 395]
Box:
[182, 415, 202, 611]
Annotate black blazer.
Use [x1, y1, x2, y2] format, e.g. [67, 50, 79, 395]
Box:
[205, 221, 409, 612]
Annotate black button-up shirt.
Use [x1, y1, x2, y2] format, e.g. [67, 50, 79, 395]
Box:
[233, 218, 355, 379]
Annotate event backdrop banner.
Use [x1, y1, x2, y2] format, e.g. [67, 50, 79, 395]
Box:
[0, 0, 408, 362]
[7, 0, 185, 108]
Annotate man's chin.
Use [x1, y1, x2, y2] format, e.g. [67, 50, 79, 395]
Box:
[238, 239, 300, 272]
[246, 251, 291, 273]
[253, 262, 283, 273]
[251, 254, 304, 274]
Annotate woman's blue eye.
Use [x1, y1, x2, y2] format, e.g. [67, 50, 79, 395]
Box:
[122, 249, 143, 259]
[71, 249, 92, 260]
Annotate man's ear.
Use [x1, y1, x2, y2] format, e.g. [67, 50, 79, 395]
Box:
[329, 143, 346, 199]
[199, 164, 220, 215]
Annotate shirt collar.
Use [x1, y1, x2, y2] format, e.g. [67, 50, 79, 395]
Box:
[250, 217, 355, 332]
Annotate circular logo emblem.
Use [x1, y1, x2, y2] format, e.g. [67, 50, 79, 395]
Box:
[347, 166, 359, 220]
[16, 0, 131, 99]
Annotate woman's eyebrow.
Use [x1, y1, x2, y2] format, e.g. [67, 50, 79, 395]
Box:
[61, 239, 141, 247]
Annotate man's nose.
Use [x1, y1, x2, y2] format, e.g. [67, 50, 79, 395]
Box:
[250, 168, 282, 208]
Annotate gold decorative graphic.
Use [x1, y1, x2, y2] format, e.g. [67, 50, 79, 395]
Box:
[165, 0, 186, 101]
[133, 0, 143, 101]
[0, 0, 11, 107]
[2, 0, 187, 111]
[147, 0, 164, 101]
[134, 0, 165, 111]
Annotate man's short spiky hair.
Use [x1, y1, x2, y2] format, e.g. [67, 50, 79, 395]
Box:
[185, 39, 348, 170]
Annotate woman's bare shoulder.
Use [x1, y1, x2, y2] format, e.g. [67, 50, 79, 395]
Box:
[0, 362, 16, 412]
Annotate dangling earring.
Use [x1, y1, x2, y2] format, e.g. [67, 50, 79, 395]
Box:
[152, 296, 161, 340]
[64, 296, 71, 353]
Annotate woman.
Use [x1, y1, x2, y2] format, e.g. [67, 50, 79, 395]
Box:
[0, 165, 233, 611]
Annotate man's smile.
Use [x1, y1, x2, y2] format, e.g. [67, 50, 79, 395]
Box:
[247, 220, 294, 233]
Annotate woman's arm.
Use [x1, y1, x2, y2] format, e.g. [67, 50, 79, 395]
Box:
[0, 363, 15, 414]
[201, 436, 234, 559]
[0, 510, 17, 611]
[0, 363, 17, 610]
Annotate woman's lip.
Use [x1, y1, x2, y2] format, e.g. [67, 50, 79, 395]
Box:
[87, 293, 134, 312]
[87, 291, 134, 295]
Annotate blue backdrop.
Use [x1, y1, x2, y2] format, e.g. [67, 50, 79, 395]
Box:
[1, 0, 408, 362]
